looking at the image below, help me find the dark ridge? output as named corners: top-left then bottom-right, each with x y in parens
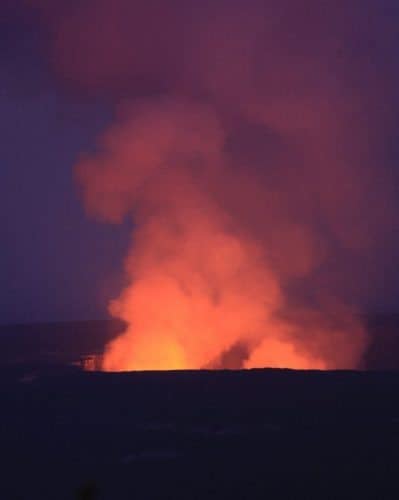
top-left (363, 313), bottom-right (399, 369)
top-left (0, 319), bottom-right (125, 366)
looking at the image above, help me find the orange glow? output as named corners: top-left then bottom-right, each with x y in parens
top-left (102, 212), bottom-right (285, 371)
top-left (76, 100), bottom-right (368, 372)
top-left (100, 210), bottom-right (362, 372)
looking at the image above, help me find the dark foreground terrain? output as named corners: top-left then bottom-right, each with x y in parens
top-left (1, 365), bottom-right (399, 499)
top-left (1, 317), bottom-right (399, 499)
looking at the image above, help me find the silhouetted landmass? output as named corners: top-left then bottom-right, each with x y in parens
top-left (0, 319), bottom-right (125, 366)
top-left (0, 317), bottom-right (399, 498)
top-left (1, 366), bottom-right (399, 498)
top-left (364, 314), bottom-right (399, 369)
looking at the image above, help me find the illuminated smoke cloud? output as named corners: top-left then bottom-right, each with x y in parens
top-left (29, 0), bottom-right (399, 369)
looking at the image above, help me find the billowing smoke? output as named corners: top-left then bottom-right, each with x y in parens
top-left (30, 0), bottom-right (398, 370)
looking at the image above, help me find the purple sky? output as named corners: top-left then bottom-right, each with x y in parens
top-left (0, 4), bottom-right (130, 323)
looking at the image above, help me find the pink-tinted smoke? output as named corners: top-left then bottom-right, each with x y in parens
top-left (29, 0), bottom-right (399, 369)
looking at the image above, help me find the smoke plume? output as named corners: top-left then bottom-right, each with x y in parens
top-left (31, 0), bottom-right (399, 369)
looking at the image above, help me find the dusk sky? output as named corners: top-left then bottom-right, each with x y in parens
top-left (1, 3), bottom-right (130, 323)
top-left (2, 1), bottom-right (399, 329)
